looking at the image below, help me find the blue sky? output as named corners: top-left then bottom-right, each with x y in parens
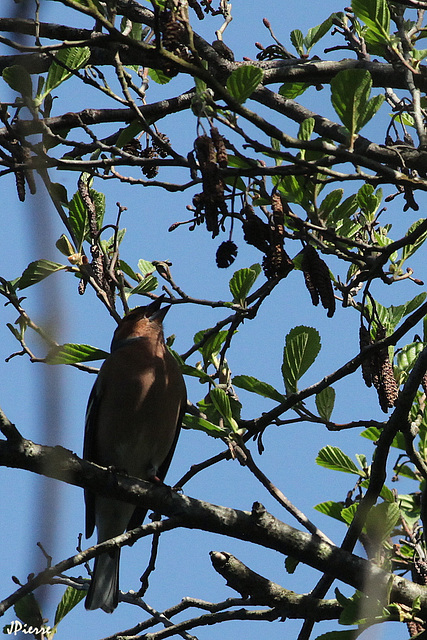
top-left (0, 1), bottom-right (425, 639)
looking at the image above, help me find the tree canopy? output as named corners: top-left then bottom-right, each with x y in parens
top-left (2, 0), bottom-right (427, 639)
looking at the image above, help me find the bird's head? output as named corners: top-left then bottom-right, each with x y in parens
top-left (111, 297), bottom-right (171, 351)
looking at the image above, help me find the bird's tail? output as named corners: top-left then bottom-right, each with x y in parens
top-left (85, 548), bottom-right (120, 613)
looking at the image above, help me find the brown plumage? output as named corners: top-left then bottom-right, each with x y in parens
top-left (84, 298), bottom-right (186, 612)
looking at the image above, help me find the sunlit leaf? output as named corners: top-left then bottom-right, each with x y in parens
top-left (18, 260), bottom-right (66, 289)
top-left (54, 586), bottom-right (86, 626)
top-left (316, 445), bottom-right (361, 475)
top-left (45, 343), bottom-right (108, 365)
top-left (226, 65), bottom-right (263, 104)
top-left (315, 386), bottom-right (335, 421)
top-left (281, 325), bottom-right (321, 393)
top-left (232, 375), bottom-right (285, 403)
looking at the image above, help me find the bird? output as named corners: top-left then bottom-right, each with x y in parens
top-left (83, 297), bottom-right (187, 613)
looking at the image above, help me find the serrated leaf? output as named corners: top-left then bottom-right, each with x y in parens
top-left (360, 426), bottom-right (406, 450)
top-left (314, 500), bottom-right (346, 523)
top-left (396, 341), bottom-right (425, 373)
top-left (316, 445), bottom-right (361, 475)
top-left (138, 259), bottom-right (156, 276)
top-left (331, 69), bottom-right (383, 144)
top-left (340, 503), bottom-right (358, 525)
top-left (281, 325), bottom-right (321, 394)
top-left (128, 275), bottom-right (158, 295)
top-left (45, 343), bottom-right (108, 365)
top-left (278, 82), bottom-right (310, 99)
top-left (14, 593), bottom-right (43, 628)
top-left (149, 68), bottom-right (172, 84)
top-left (194, 329), bottom-right (229, 362)
top-left (315, 386), bottom-right (335, 421)
top-left (54, 586), bottom-right (86, 626)
top-left (168, 348), bottom-right (212, 383)
top-left (365, 501), bottom-right (400, 543)
top-left (209, 387), bottom-right (239, 432)
top-left (290, 29), bottom-right (305, 56)
top-left (319, 189), bottom-right (343, 220)
top-left (232, 375), bottom-right (285, 403)
top-left (226, 65), bottom-right (263, 104)
top-left (39, 47), bottom-right (90, 103)
top-left (182, 413), bottom-right (227, 437)
top-left (401, 219), bottom-right (427, 263)
top-left (2, 65), bottom-right (33, 97)
top-left (229, 266), bottom-right (260, 306)
top-left (352, 0), bottom-right (391, 45)
top-left (18, 260), bottom-right (66, 289)
top-left (298, 117), bottom-right (315, 141)
top-left (304, 16), bottom-right (333, 53)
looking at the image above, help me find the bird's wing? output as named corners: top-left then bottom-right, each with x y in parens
top-left (83, 376), bottom-right (102, 538)
top-left (126, 394), bottom-right (186, 532)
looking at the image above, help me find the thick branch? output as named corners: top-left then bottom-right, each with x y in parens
top-left (0, 434), bottom-right (427, 614)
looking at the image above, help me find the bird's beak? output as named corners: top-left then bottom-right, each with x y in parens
top-left (146, 296), bottom-right (171, 323)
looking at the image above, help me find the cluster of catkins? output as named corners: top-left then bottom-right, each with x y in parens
top-left (193, 128), bottom-right (228, 239)
top-left (360, 324), bottom-right (399, 413)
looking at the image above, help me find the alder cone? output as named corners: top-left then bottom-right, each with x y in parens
top-left (216, 240), bottom-right (237, 268)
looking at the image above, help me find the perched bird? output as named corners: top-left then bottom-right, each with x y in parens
top-left (84, 298), bottom-right (186, 613)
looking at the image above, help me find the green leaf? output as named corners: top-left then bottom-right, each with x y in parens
top-left (54, 586), bottom-right (86, 626)
top-left (316, 445), bottom-right (361, 475)
top-left (285, 556), bottom-right (299, 574)
top-left (138, 259), bottom-right (156, 276)
top-left (182, 413), bottom-right (228, 437)
top-left (290, 29), bottom-right (305, 56)
top-left (116, 121), bottom-right (145, 148)
top-left (357, 183), bottom-right (381, 217)
top-left (209, 387), bottom-right (239, 432)
top-left (56, 234), bottom-right (75, 257)
top-left (340, 503), bottom-right (358, 525)
top-left (45, 343), bottom-right (108, 365)
top-left (365, 501), bottom-right (400, 543)
top-left (352, 0), bottom-right (391, 45)
top-left (319, 189), bottom-right (343, 221)
top-left (360, 426), bottom-right (406, 450)
top-left (232, 375), bottom-right (285, 403)
top-left (396, 341), bottom-right (425, 375)
top-left (194, 329), bottom-right (230, 362)
top-left (401, 219), bottom-right (427, 263)
top-left (281, 325), bottom-right (321, 394)
top-left (2, 65), bottom-right (33, 98)
top-left (128, 275), bottom-right (158, 295)
top-left (279, 82), bottom-right (310, 99)
top-left (149, 68), bottom-right (172, 84)
top-left (14, 593), bottom-right (43, 628)
top-left (18, 260), bottom-right (66, 289)
top-left (38, 47), bottom-right (90, 103)
top-left (331, 69), bottom-right (383, 143)
top-left (229, 265), bottom-right (260, 306)
top-left (298, 117), bottom-right (315, 141)
top-left (314, 500), bottom-right (346, 522)
top-left (168, 348), bottom-right (212, 383)
top-left (304, 16), bottom-right (333, 53)
top-left (315, 386), bottom-right (336, 421)
top-left (226, 65), bottom-right (263, 104)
